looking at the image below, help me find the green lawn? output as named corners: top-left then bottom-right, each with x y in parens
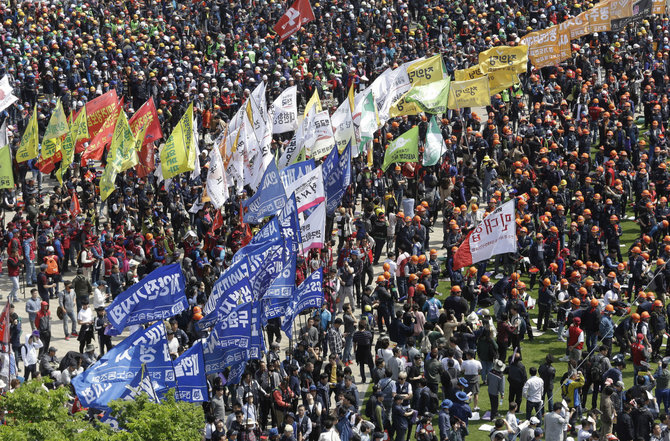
top-left (361, 215), bottom-right (642, 440)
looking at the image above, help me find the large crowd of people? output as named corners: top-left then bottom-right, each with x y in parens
top-left (0, 0), bottom-right (669, 440)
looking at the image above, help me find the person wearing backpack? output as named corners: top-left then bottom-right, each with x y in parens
top-left (584, 345), bottom-right (611, 409)
top-left (423, 291), bottom-right (443, 324)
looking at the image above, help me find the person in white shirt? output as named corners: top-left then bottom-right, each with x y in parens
top-left (505, 403), bottom-right (519, 436)
top-left (76, 300), bottom-right (94, 353)
top-left (92, 281), bottom-right (109, 310)
top-left (20, 333), bottom-right (43, 380)
top-left (241, 392), bottom-right (258, 424)
top-left (167, 330), bottom-right (179, 357)
top-left (59, 361), bottom-right (83, 386)
top-left (461, 350), bottom-right (483, 410)
top-left (522, 367), bottom-right (544, 422)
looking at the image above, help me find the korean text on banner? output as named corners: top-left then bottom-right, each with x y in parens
top-left (448, 76), bottom-right (491, 110)
top-left (478, 45), bottom-right (528, 74)
top-left (105, 263), bottom-right (188, 334)
top-left (160, 103), bottom-right (196, 179)
top-left (382, 126), bottom-right (419, 172)
top-left (281, 268), bottom-right (324, 338)
top-left (271, 86), bottom-right (298, 134)
top-left (16, 105), bottom-right (38, 163)
top-left (453, 199), bottom-right (517, 270)
top-left (389, 55), bottom-right (445, 117)
top-left (175, 341), bottom-right (208, 402)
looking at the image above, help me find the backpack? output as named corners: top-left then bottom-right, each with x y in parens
top-left (590, 353), bottom-right (605, 379)
top-left (364, 396), bottom-right (376, 419)
top-left (45, 256), bottom-right (58, 275)
top-left (426, 299), bottom-right (440, 322)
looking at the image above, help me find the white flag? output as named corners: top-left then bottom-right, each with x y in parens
top-left (454, 199), bottom-right (517, 269)
top-left (309, 111), bottom-right (335, 159)
top-left (278, 107), bottom-right (316, 169)
top-left (331, 99), bottom-right (354, 154)
top-left (300, 202), bottom-right (326, 253)
top-left (285, 165), bottom-right (325, 213)
top-left (270, 86), bottom-right (298, 134)
top-left (423, 116), bottom-right (446, 166)
top-left (0, 76), bottom-right (18, 114)
top-left (206, 146), bottom-right (229, 209)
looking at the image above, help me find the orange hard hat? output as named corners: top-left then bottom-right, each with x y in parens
top-left (383, 271), bottom-right (391, 280)
top-left (632, 313), bottom-right (641, 321)
top-left (417, 283), bottom-right (426, 292)
top-left (383, 263), bottom-right (390, 271)
top-left (605, 304), bottom-right (615, 312)
top-left (654, 300), bottom-right (664, 307)
top-left (641, 311), bottom-right (650, 319)
top-left (543, 278), bottom-right (551, 286)
top-left (590, 299), bottom-right (599, 307)
top-left (422, 268), bottom-right (432, 276)
top-left (481, 275), bottom-right (490, 283)
top-left (409, 274), bottom-right (419, 282)
top-left (377, 275), bottom-right (385, 283)
top-left (511, 273), bottom-right (520, 280)
top-left (571, 298), bottom-right (581, 305)
top-left (451, 285), bottom-right (461, 293)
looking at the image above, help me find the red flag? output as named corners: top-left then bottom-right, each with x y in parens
top-left (70, 191), bottom-right (81, 217)
top-left (212, 209), bottom-right (223, 231)
top-left (76, 90), bottom-right (119, 153)
top-left (36, 150), bottom-right (62, 174)
top-left (128, 98), bottom-right (163, 146)
top-left (0, 300), bottom-right (11, 347)
top-left (240, 202), bottom-right (253, 246)
top-left (273, 0), bottom-right (315, 42)
top-left (135, 141), bottom-right (156, 178)
top-left (81, 98), bottom-right (124, 163)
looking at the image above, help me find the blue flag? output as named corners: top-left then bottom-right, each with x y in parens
top-left (199, 262), bottom-right (253, 331)
top-left (280, 159), bottom-right (315, 189)
top-left (278, 194), bottom-right (302, 256)
top-left (105, 263), bottom-right (188, 334)
top-left (243, 160), bottom-right (287, 223)
top-left (203, 302), bottom-right (265, 374)
top-left (118, 365), bottom-right (160, 403)
top-left (245, 240), bottom-right (286, 300)
top-left (261, 296), bottom-right (291, 325)
top-left (225, 361), bottom-right (247, 386)
top-left (323, 142), bottom-right (352, 215)
top-left (72, 322), bottom-right (176, 409)
top-left (281, 268), bottom-right (324, 338)
top-left (175, 341), bottom-right (208, 402)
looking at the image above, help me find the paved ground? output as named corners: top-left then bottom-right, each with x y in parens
top-left (6, 175), bottom-right (446, 399)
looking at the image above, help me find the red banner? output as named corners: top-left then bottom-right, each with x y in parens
top-left (135, 141), bottom-right (155, 178)
top-left (0, 301), bottom-right (9, 347)
top-left (273, 0), bottom-right (315, 42)
top-left (36, 150), bottom-right (62, 174)
top-left (75, 90), bottom-right (119, 153)
top-left (70, 191), bottom-right (81, 217)
top-left (128, 98), bottom-right (163, 146)
top-left (81, 98), bottom-right (124, 163)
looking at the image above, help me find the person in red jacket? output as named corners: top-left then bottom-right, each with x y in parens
top-left (272, 378), bottom-right (296, 427)
top-left (566, 317), bottom-right (584, 363)
top-left (7, 249), bottom-right (21, 302)
top-left (34, 301), bottom-right (51, 357)
top-left (631, 333), bottom-right (649, 377)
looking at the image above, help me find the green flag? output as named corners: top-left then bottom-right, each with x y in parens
top-left (382, 126), bottom-right (419, 172)
top-left (401, 77), bottom-right (451, 114)
top-left (423, 116), bottom-right (446, 167)
top-left (358, 90), bottom-right (379, 155)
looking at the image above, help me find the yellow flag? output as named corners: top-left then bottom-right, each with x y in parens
top-left (347, 85), bottom-right (355, 113)
top-left (107, 111), bottom-right (138, 173)
top-left (43, 98), bottom-right (69, 141)
top-left (448, 76), bottom-right (491, 109)
top-left (160, 103), bottom-right (196, 179)
top-left (455, 64), bottom-right (519, 96)
top-left (56, 131), bottom-right (76, 185)
top-left (99, 165), bottom-right (116, 202)
top-left (41, 137), bottom-right (61, 160)
top-left (520, 27), bottom-right (566, 69)
top-left (390, 55), bottom-right (445, 117)
top-left (0, 145), bottom-right (14, 189)
top-left (478, 45), bottom-right (528, 75)
top-left (654, 0), bottom-right (665, 14)
top-left (304, 91), bottom-right (322, 118)
top-left (72, 107), bottom-right (90, 141)
top-left (16, 105), bottom-right (38, 163)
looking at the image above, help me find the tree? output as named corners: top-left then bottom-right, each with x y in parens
top-left (0, 380), bottom-right (203, 441)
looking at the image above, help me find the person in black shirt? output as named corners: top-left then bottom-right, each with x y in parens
top-left (538, 354), bottom-right (556, 415)
top-left (352, 320), bottom-right (374, 383)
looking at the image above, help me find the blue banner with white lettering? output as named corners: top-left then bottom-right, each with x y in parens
top-left (199, 261), bottom-right (254, 331)
top-left (72, 322), bottom-right (176, 408)
top-left (323, 142), bottom-right (352, 215)
top-left (105, 263), bottom-right (187, 334)
top-left (261, 296), bottom-right (291, 325)
top-left (203, 302), bottom-right (265, 374)
top-left (280, 159), bottom-right (315, 189)
top-left (243, 160), bottom-right (287, 223)
top-left (225, 361), bottom-right (247, 386)
top-left (281, 268), bottom-right (324, 338)
top-left (246, 239), bottom-right (286, 301)
top-left (118, 365), bottom-right (160, 403)
top-left (279, 194), bottom-right (302, 256)
top-left (175, 341), bottom-right (208, 402)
